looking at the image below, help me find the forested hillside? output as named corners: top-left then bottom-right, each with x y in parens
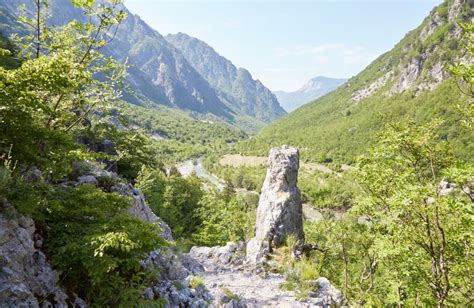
top-left (237, 0), bottom-right (473, 163)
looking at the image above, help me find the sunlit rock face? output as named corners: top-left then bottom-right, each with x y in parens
top-left (246, 146), bottom-right (304, 264)
top-left (0, 205), bottom-right (75, 307)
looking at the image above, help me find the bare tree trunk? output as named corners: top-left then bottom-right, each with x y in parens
top-left (35, 0), bottom-right (41, 58)
top-left (435, 202), bottom-right (449, 307)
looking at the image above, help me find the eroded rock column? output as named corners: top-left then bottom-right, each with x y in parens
top-left (246, 146), bottom-right (304, 264)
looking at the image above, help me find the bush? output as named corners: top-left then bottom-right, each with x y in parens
top-left (8, 182), bottom-right (168, 306)
top-left (136, 167), bottom-right (203, 239)
top-left (192, 189), bottom-right (256, 246)
top-left (189, 276), bottom-right (205, 289)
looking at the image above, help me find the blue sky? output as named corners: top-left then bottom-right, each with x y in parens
top-left (125, 0), bottom-right (442, 92)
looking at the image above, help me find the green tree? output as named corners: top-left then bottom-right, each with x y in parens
top-left (0, 0), bottom-right (126, 177)
top-left (136, 167), bottom-right (204, 238)
top-left (354, 120), bottom-right (472, 306)
top-left (193, 189), bottom-right (255, 246)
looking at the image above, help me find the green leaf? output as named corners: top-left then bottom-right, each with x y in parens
top-left (72, 0), bottom-right (95, 9)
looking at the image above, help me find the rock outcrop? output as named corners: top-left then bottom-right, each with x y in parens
top-left (69, 161), bottom-right (213, 306)
top-left (0, 204), bottom-right (81, 307)
top-left (419, 12), bottom-right (441, 41)
top-left (352, 72), bottom-right (391, 102)
top-left (110, 182), bottom-right (174, 241)
top-left (140, 250), bottom-right (212, 307)
top-left (246, 146), bottom-right (304, 264)
top-left (448, 0), bottom-right (463, 21)
top-left (189, 242), bottom-right (247, 270)
top-left (306, 277), bottom-right (345, 305)
top-left (390, 50), bottom-right (431, 94)
top-left (416, 61), bottom-right (445, 93)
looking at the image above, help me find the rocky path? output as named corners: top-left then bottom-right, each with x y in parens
top-left (188, 244), bottom-right (333, 308)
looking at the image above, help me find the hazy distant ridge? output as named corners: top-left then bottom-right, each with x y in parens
top-left (274, 76), bottom-right (347, 112)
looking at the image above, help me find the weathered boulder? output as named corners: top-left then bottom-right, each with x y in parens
top-left (189, 242), bottom-right (246, 270)
top-left (23, 167), bottom-right (43, 183)
top-left (0, 204), bottom-right (74, 307)
top-left (306, 277), bottom-right (346, 306)
top-left (438, 180), bottom-right (456, 196)
top-left (140, 249), bottom-right (212, 307)
top-left (246, 146), bottom-right (304, 264)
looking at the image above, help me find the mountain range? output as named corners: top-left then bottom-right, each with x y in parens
top-left (0, 0), bottom-right (285, 132)
top-left (166, 33), bottom-right (286, 123)
top-left (237, 0), bottom-right (473, 163)
top-left (274, 76), bottom-right (347, 112)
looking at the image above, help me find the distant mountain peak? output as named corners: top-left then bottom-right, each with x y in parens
top-left (274, 76), bottom-right (347, 112)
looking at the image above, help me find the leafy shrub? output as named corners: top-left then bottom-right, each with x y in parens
top-left (137, 167), bottom-right (203, 239)
top-left (192, 189), bottom-right (256, 246)
top-left (221, 287), bottom-right (239, 301)
top-left (8, 182), bottom-right (168, 306)
top-left (79, 123), bottom-right (163, 181)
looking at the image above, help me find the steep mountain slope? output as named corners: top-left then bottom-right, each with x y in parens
top-left (237, 0), bottom-right (473, 163)
top-left (274, 76), bottom-right (347, 112)
top-left (1, 0), bottom-right (233, 118)
top-left (0, 0), bottom-right (283, 131)
top-left (166, 33), bottom-right (286, 122)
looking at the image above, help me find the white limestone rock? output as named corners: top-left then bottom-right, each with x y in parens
top-left (352, 72), bottom-right (391, 102)
top-left (246, 146), bottom-right (304, 264)
top-left (0, 205), bottom-right (73, 307)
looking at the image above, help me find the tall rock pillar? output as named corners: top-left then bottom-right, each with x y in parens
top-left (246, 146), bottom-right (304, 264)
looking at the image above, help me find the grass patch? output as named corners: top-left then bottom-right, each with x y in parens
top-left (189, 276), bottom-right (205, 289)
top-left (221, 287), bottom-right (239, 301)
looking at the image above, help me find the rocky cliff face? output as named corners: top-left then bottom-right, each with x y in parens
top-left (246, 146), bottom-right (304, 264)
top-left (166, 33), bottom-right (286, 122)
top-left (0, 204), bottom-right (83, 307)
top-left (352, 0), bottom-right (472, 101)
